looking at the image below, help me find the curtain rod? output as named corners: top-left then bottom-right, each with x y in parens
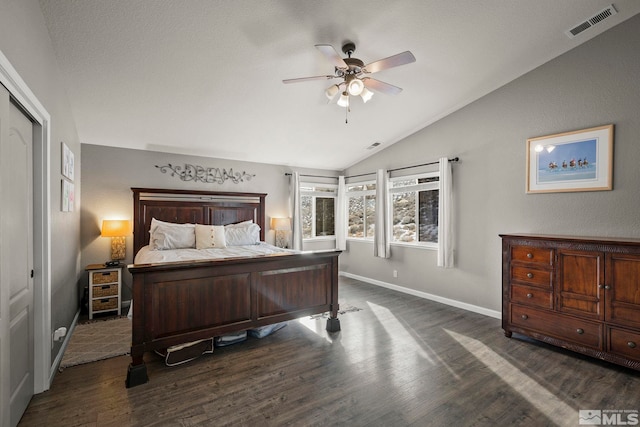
top-left (284, 157), bottom-right (460, 180)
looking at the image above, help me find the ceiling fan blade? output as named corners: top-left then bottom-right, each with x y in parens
top-left (362, 77), bottom-right (403, 95)
top-left (363, 51), bottom-right (416, 74)
top-left (283, 75), bottom-right (338, 84)
top-left (315, 44), bottom-right (348, 69)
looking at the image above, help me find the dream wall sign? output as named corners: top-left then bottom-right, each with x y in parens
top-left (155, 163), bottom-right (255, 184)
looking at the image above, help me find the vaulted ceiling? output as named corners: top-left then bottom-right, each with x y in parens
top-left (38, 1), bottom-right (640, 170)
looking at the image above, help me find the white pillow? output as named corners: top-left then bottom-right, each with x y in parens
top-left (195, 224), bottom-right (227, 249)
top-left (224, 220), bottom-right (254, 228)
top-left (224, 222), bottom-right (260, 246)
top-left (149, 218), bottom-right (195, 250)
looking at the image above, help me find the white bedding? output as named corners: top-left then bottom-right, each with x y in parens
top-left (134, 242), bottom-right (295, 264)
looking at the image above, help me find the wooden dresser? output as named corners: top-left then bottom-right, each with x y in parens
top-left (501, 234), bottom-right (640, 371)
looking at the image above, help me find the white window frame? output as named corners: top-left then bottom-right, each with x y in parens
top-left (388, 171), bottom-right (440, 250)
top-left (300, 181), bottom-right (337, 241)
top-left (346, 180), bottom-right (376, 241)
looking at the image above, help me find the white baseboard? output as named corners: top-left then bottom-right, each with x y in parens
top-left (50, 309), bottom-right (80, 379)
top-left (339, 272), bottom-right (501, 319)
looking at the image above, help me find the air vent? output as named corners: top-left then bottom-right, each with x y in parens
top-left (566, 4), bottom-right (617, 38)
top-left (366, 142), bottom-right (382, 150)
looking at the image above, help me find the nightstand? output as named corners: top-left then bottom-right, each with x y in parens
top-left (86, 264), bottom-right (122, 319)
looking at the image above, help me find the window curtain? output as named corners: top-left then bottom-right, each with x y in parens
top-left (437, 157), bottom-right (454, 268)
top-left (290, 171), bottom-right (303, 250)
top-left (374, 169), bottom-right (390, 258)
top-left (335, 176), bottom-right (347, 251)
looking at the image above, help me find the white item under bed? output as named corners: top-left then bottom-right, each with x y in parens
top-left (134, 242), bottom-right (295, 264)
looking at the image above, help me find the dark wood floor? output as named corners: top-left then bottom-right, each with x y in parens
top-left (19, 278), bottom-right (640, 426)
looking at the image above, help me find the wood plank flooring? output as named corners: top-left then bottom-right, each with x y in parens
top-left (19, 278), bottom-right (640, 426)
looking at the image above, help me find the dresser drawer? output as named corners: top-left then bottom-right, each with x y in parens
top-left (92, 270), bottom-right (119, 284)
top-left (511, 284), bottom-right (553, 309)
top-left (511, 304), bottom-right (602, 349)
top-left (608, 327), bottom-right (640, 361)
top-left (510, 265), bottom-right (553, 288)
top-left (511, 245), bottom-right (554, 266)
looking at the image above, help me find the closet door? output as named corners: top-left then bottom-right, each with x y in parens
top-left (0, 84), bottom-right (35, 427)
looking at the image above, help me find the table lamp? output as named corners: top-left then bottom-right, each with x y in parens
top-left (101, 219), bottom-right (131, 265)
top-left (271, 217), bottom-right (291, 248)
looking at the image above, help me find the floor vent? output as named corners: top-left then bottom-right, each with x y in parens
top-left (566, 4), bottom-right (617, 38)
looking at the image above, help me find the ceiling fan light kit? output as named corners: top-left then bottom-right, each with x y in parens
top-left (283, 41), bottom-right (416, 114)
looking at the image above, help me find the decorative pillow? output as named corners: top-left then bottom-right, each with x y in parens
top-left (195, 224), bottom-right (227, 249)
top-left (149, 218), bottom-right (195, 250)
top-left (224, 222), bottom-right (260, 246)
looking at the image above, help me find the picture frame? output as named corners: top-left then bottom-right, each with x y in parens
top-left (526, 124), bottom-right (613, 194)
top-left (61, 179), bottom-right (75, 212)
top-left (61, 142), bottom-right (74, 181)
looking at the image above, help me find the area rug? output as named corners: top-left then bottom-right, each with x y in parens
top-left (59, 316), bottom-right (131, 369)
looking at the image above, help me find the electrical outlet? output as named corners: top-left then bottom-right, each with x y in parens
top-left (393, 270), bottom-right (398, 278)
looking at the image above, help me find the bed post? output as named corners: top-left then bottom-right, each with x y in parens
top-left (125, 272), bottom-right (148, 388)
top-left (326, 253), bottom-right (341, 332)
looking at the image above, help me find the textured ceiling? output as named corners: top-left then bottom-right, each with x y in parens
top-left (38, 0), bottom-right (640, 170)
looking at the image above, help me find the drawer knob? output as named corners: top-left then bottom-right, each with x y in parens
top-left (526, 293), bottom-right (533, 299)
top-left (521, 314), bottom-right (528, 320)
top-left (526, 273), bottom-right (533, 279)
top-left (576, 328), bottom-right (584, 335)
top-left (527, 253), bottom-right (533, 259)
top-left (604, 285), bottom-right (611, 290)
top-left (629, 341), bottom-right (637, 349)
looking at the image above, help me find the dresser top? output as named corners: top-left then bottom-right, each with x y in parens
top-left (500, 233), bottom-right (640, 246)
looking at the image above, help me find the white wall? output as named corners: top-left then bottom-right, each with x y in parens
top-left (0, 0), bottom-right (81, 364)
top-left (340, 13), bottom-right (640, 314)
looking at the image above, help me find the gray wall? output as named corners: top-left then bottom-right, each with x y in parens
top-left (340, 13), bottom-right (640, 314)
top-left (0, 0), bottom-right (82, 362)
top-left (80, 144), bottom-right (338, 301)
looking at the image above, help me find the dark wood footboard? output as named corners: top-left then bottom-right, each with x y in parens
top-left (126, 250), bottom-right (340, 387)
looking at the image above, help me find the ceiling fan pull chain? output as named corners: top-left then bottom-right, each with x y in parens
top-left (345, 106), bottom-right (349, 124)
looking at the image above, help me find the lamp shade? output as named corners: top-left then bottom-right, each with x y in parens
top-left (347, 78), bottom-right (364, 96)
top-left (325, 84), bottom-right (340, 101)
top-left (271, 217), bottom-right (291, 231)
top-left (101, 219), bottom-right (131, 237)
top-left (337, 91), bottom-right (349, 108)
top-left (360, 87), bottom-right (374, 103)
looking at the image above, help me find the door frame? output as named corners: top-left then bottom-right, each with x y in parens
top-left (0, 49), bottom-right (52, 393)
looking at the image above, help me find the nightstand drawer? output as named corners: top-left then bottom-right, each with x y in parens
top-left (92, 297), bottom-right (118, 312)
top-left (92, 271), bottom-right (119, 284)
top-left (93, 283), bottom-right (119, 298)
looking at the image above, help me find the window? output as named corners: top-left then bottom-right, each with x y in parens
top-left (389, 172), bottom-right (439, 247)
top-left (300, 183), bottom-right (337, 239)
top-left (346, 182), bottom-right (376, 239)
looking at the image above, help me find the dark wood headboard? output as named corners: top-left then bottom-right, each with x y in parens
top-left (131, 188), bottom-right (267, 254)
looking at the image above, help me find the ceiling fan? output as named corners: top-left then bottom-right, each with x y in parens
top-left (283, 42), bottom-right (416, 108)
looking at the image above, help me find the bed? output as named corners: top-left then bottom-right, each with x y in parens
top-left (126, 188), bottom-right (341, 388)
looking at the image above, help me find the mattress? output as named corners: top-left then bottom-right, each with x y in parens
top-left (134, 242), bottom-right (295, 264)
